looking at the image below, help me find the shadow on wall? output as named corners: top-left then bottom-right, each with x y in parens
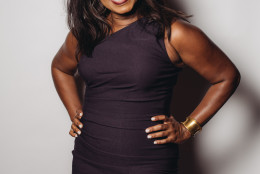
top-left (166, 1), bottom-right (260, 174)
top-left (171, 64), bottom-right (260, 174)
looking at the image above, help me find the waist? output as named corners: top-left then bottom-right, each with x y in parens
top-left (83, 96), bottom-right (171, 114)
top-left (74, 119), bottom-right (179, 160)
top-left (82, 96), bottom-right (172, 129)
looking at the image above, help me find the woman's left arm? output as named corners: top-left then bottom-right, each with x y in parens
top-left (145, 19), bottom-right (241, 144)
top-left (170, 20), bottom-right (241, 127)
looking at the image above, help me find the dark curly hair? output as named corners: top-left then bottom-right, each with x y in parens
top-left (66, 0), bottom-right (191, 63)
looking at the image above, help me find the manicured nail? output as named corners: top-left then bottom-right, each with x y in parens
top-left (154, 141), bottom-right (157, 144)
top-left (77, 130), bottom-right (81, 135)
top-left (75, 134), bottom-right (78, 137)
top-left (145, 129), bottom-right (150, 133)
top-left (79, 124), bottom-right (83, 128)
top-left (147, 135), bottom-right (152, 139)
top-left (151, 117), bottom-right (155, 121)
top-left (79, 112), bottom-right (83, 116)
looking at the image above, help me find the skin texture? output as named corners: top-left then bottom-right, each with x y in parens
top-left (51, 0), bottom-right (240, 143)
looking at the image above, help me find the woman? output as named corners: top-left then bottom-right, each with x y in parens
top-left (51, 0), bottom-right (241, 173)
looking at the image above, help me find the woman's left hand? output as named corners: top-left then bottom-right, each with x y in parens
top-left (145, 115), bottom-right (192, 144)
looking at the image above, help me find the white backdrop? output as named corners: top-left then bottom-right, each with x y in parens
top-left (0, 0), bottom-right (259, 174)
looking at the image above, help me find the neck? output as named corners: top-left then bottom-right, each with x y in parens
top-left (107, 12), bottom-right (140, 28)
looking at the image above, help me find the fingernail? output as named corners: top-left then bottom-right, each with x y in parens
top-left (77, 131), bottom-right (81, 135)
top-left (147, 135), bottom-right (152, 139)
top-left (151, 117), bottom-right (155, 121)
top-left (75, 134), bottom-right (78, 137)
top-left (79, 124), bottom-right (83, 128)
top-left (79, 112), bottom-right (83, 116)
top-left (145, 129), bottom-right (150, 133)
top-left (154, 141), bottom-right (157, 144)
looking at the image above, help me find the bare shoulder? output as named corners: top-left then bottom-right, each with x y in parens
top-left (163, 19), bottom-right (210, 68)
top-left (169, 19), bottom-right (211, 52)
top-left (170, 19), bottom-right (202, 35)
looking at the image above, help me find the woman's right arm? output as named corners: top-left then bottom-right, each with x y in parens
top-left (51, 31), bottom-right (83, 137)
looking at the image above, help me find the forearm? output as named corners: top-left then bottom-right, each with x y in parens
top-left (187, 75), bottom-right (240, 127)
top-left (51, 66), bottom-right (82, 121)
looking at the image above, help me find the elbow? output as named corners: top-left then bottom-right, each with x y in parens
top-left (224, 68), bottom-right (241, 91)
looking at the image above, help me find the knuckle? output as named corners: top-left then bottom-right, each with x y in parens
top-left (161, 132), bottom-right (165, 137)
top-left (150, 133), bottom-right (158, 138)
top-left (72, 124), bottom-right (78, 131)
top-left (161, 124), bottom-right (166, 130)
top-left (165, 131), bottom-right (170, 137)
top-left (162, 131), bottom-right (168, 137)
top-left (160, 124), bottom-right (164, 129)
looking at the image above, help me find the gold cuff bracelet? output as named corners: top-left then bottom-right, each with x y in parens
top-left (181, 116), bottom-right (202, 136)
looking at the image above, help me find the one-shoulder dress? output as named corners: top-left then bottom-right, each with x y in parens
top-left (72, 16), bottom-right (183, 174)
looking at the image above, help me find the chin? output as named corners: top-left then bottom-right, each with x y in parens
top-left (113, 5), bottom-right (134, 15)
top-left (102, 0), bottom-right (137, 15)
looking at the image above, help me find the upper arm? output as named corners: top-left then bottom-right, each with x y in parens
top-left (51, 30), bottom-right (79, 75)
top-left (169, 19), bottom-right (241, 85)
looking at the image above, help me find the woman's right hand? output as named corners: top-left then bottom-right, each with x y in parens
top-left (69, 110), bottom-right (84, 137)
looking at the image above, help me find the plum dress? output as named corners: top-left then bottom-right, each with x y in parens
top-left (72, 16), bottom-right (182, 174)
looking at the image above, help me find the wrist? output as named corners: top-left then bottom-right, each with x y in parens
top-left (180, 122), bottom-right (192, 139)
top-left (69, 108), bottom-right (83, 122)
